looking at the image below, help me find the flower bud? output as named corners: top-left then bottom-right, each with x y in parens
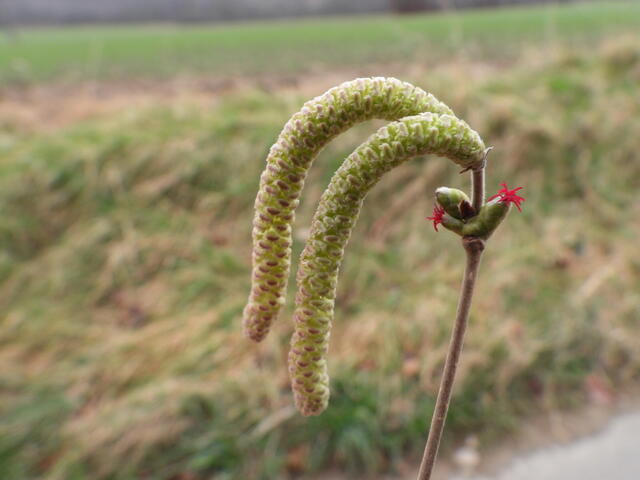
top-left (440, 198), bottom-right (510, 239)
top-left (435, 187), bottom-right (473, 219)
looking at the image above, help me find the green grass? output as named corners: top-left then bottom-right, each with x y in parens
top-left (1, 33), bottom-right (639, 479)
top-left (1, 1), bottom-right (639, 84)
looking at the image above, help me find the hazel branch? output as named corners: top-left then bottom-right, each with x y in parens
top-left (417, 236), bottom-right (485, 480)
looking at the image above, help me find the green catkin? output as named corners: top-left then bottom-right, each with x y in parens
top-left (243, 77), bottom-right (456, 342)
top-left (289, 112), bottom-right (486, 415)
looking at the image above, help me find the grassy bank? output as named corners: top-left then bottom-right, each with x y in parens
top-left (1, 1), bottom-right (639, 84)
top-left (1, 34), bottom-right (640, 480)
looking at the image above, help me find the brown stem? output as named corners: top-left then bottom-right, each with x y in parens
top-left (416, 236), bottom-right (485, 480)
top-left (471, 166), bottom-right (485, 212)
top-left (471, 147), bottom-right (491, 212)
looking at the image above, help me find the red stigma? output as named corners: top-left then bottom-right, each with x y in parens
top-left (488, 182), bottom-right (525, 212)
top-left (426, 204), bottom-right (445, 231)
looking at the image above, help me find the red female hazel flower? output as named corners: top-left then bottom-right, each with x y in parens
top-left (426, 205), bottom-right (446, 231)
top-left (488, 182), bottom-right (525, 211)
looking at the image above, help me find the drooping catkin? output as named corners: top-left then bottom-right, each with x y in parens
top-left (289, 112), bottom-right (485, 415)
top-left (243, 78), bottom-right (455, 342)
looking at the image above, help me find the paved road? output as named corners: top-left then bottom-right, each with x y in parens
top-left (451, 412), bottom-right (640, 480)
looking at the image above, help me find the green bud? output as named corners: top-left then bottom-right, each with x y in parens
top-left (435, 187), bottom-right (473, 219)
top-left (440, 213), bottom-right (465, 235)
top-left (440, 198), bottom-right (510, 239)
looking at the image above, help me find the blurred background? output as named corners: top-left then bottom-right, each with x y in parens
top-left (0, 0), bottom-right (639, 479)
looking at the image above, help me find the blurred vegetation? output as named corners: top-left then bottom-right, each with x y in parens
top-left (0, 1), bottom-right (639, 84)
top-left (0, 16), bottom-right (640, 480)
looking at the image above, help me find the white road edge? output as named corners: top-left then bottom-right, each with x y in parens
top-left (450, 412), bottom-right (640, 480)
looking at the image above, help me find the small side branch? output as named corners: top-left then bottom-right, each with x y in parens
top-left (471, 167), bottom-right (485, 212)
top-left (416, 236), bottom-right (485, 480)
top-left (471, 147), bottom-right (492, 211)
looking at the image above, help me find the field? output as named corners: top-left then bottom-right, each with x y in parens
top-left (1, 1), bottom-right (639, 84)
top-left (1, 2), bottom-right (640, 480)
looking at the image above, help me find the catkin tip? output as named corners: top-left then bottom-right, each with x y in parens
top-left (242, 305), bottom-right (270, 342)
top-left (294, 394), bottom-right (328, 416)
